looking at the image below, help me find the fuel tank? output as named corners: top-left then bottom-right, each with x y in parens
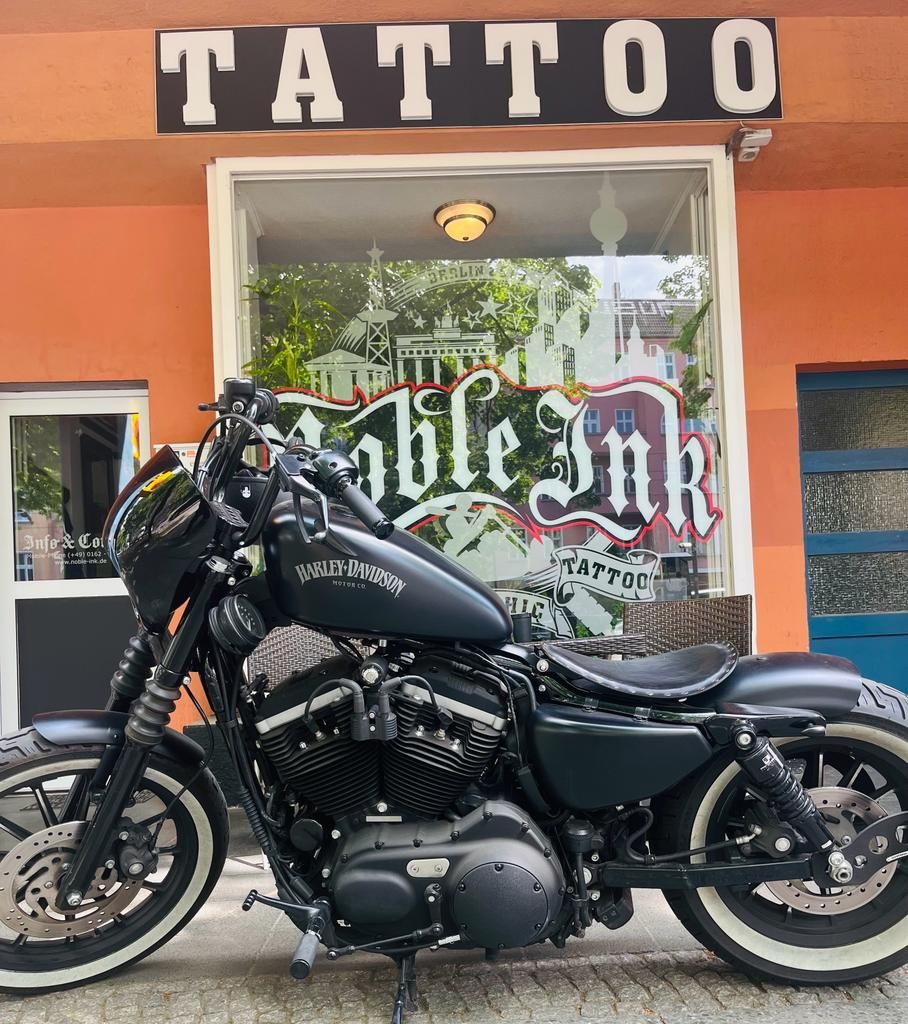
top-left (261, 497), bottom-right (512, 643)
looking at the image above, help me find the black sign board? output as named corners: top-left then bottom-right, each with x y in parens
top-left (155, 18), bottom-right (782, 134)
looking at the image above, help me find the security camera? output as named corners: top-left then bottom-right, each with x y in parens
top-left (728, 127), bottom-right (773, 163)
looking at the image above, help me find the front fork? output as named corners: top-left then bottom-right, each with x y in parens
top-left (55, 571), bottom-right (221, 911)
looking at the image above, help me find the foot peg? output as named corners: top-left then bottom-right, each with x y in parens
top-left (290, 929), bottom-right (321, 980)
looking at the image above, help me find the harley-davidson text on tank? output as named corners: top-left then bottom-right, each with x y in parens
top-left (295, 557), bottom-right (407, 598)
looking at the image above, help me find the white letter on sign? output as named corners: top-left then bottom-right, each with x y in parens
top-left (377, 24), bottom-right (451, 121)
top-left (272, 27), bottom-right (344, 123)
top-left (712, 19), bottom-right (777, 114)
top-left (602, 20), bottom-right (667, 117)
top-left (160, 30), bottom-right (235, 126)
top-left (484, 22), bottom-right (558, 118)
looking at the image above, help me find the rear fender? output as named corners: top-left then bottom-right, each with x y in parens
top-left (32, 709), bottom-right (206, 764)
top-left (707, 652), bottom-right (862, 718)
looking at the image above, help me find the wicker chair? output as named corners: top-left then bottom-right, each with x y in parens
top-left (623, 594), bottom-right (753, 658)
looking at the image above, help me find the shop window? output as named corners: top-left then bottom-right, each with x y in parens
top-left (230, 164), bottom-right (729, 637)
top-left (11, 414), bottom-right (140, 581)
top-left (615, 409), bottom-right (635, 435)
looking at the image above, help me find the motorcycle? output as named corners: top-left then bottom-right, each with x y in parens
top-left (2, 376), bottom-right (907, 1019)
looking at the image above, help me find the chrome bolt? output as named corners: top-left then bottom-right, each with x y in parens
top-left (118, 831), bottom-right (130, 841)
top-left (827, 850), bottom-right (854, 884)
top-left (127, 862), bottom-right (144, 876)
top-left (773, 836), bottom-right (793, 854)
top-left (434, 864), bottom-right (444, 874)
top-left (591, 890), bottom-right (601, 902)
top-left (330, 829), bottom-right (341, 840)
top-left (734, 731), bottom-right (754, 749)
top-left (376, 801), bottom-right (388, 813)
top-left (104, 859), bottom-right (116, 870)
top-left (427, 895), bottom-right (436, 903)
top-left (321, 868), bottom-right (331, 879)
top-left (855, 855), bottom-right (868, 868)
top-left (590, 853), bottom-right (600, 863)
top-left (43, 881), bottom-right (54, 890)
top-left (65, 891), bottom-right (83, 908)
top-left (361, 666), bottom-right (381, 685)
top-left (536, 659), bottom-right (550, 674)
top-left (227, 576), bottom-right (236, 587)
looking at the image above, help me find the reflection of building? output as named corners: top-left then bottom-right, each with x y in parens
top-left (395, 314), bottom-right (496, 383)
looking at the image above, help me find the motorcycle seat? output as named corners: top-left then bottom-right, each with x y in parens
top-left (541, 642), bottom-right (738, 701)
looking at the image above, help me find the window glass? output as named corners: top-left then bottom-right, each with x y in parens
top-left (11, 414), bottom-right (140, 581)
top-left (234, 167), bottom-right (727, 636)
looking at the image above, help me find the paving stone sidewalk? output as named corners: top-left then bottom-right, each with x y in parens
top-left (3, 819), bottom-right (906, 1024)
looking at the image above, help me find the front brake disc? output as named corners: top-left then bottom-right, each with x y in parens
top-left (0, 822), bottom-right (144, 938)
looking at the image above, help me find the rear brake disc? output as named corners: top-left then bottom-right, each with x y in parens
top-left (764, 787), bottom-right (896, 915)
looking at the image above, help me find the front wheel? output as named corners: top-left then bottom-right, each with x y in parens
top-left (654, 681), bottom-right (908, 984)
top-left (0, 727), bottom-right (228, 992)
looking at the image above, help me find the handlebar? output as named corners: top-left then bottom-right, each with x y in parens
top-left (196, 379), bottom-right (395, 544)
top-left (334, 478), bottom-right (395, 539)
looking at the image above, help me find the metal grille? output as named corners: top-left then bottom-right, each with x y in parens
top-left (247, 625), bottom-right (339, 688)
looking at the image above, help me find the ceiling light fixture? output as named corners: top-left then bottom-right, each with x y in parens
top-left (434, 200), bottom-right (495, 243)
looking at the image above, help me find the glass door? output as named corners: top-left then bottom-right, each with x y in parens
top-left (0, 390), bottom-right (150, 731)
top-left (798, 370), bottom-right (908, 692)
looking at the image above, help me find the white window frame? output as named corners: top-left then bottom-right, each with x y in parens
top-left (615, 408), bottom-right (636, 435)
top-left (583, 409), bottom-right (601, 435)
top-left (0, 388), bottom-right (150, 731)
top-left (206, 146), bottom-right (755, 628)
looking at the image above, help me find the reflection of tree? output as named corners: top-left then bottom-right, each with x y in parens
top-left (13, 417), bottom-right (63, 519)
top-left (244, 257), bottom-right (597, 390)
top-left (659, 255), bottom-right (713, 420)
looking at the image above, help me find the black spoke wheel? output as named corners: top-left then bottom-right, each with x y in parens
top-left (0, 728), bottom-right (227, 992)
top-left (653, 681), bottom-right (908, 984)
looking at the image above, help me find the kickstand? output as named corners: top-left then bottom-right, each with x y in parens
top-left (390, 953), bottom-right (418, 1024)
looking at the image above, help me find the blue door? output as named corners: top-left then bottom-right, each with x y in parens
top-left (797, 370), bottom-right (908, 693)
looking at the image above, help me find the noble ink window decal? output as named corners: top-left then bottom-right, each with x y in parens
top-left (233, 166), bottom-right (728, 637)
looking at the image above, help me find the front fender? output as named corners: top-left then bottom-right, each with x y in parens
top-left (708, 651), bottom-right (862, 718)
top-left (32, 709), bottom-right (206, 764)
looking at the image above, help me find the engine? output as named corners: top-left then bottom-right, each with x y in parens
top-left (330, 800), bottom-right (565, 949)
top-left (254, 654), bottom-right (507, 822)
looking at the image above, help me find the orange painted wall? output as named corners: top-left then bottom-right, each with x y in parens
top-left (737, 186), bottom-right (908, 652)
top-left (0, 205), bottom-right (214, 447)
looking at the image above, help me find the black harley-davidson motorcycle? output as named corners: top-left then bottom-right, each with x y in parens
top-left (2, 377), bottom-right (908, 1017)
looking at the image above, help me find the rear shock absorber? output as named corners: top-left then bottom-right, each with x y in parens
top-left (732, 727), bottom-right (835, 852)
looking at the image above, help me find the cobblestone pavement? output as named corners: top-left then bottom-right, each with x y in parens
top-left (4, 948), bottom-right (908, 1024)
top-left (3, 818), bottom-right (907, 1024)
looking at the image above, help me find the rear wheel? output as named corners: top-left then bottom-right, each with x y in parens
top-left (654, 681), bottom-right (908, 984)
top-left (0, 728), bottom-right (228, 992)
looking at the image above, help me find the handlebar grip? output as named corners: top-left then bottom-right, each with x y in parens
top-left (337, 480), bottom-right (394, 539)
top-left (290, 929), bottom-right (321, 980)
